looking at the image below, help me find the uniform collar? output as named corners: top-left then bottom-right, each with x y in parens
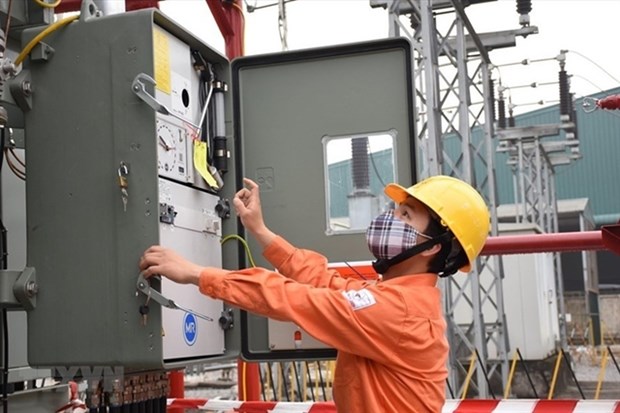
top-left (381, 273), bottom-right (438, 287)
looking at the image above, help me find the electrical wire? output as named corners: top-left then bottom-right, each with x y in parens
top-left (567, 49), bottom-right (620, 85)
top-left (572, 74), bottom-right (620, 119)
top-left (34, 0), bottom-right (62, 8)
top-left (3, 149), bottom-right (25, 181)
top-left (220, 234), bottom-right (257, 268)
top-left (368, 151), bottom-right (387, 188)
top-left (192, 51), bottom-right (214, 163)
top-left (7, 149), bottom-right (23, 168)
top-left (241, 360), bottom-right (247, 401)
top-left (3, 0), bottom-right (13, 44)
top-left (14, 14), bottom-right (79, 66)
top-left (220, 233), bottom-right (257, 402)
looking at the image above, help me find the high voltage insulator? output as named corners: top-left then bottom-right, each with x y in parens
top-left (516, 0), bottom-right (532, 15)
top-left (516, 0), bottom-right (532, 26)
top-left (558, 69), bottom-right (571, 118)
top-left (489, 78), bottom-right (496, 123)
top-left (498, 97), bottom-right (506, 129)
top-left (409, 12), bottom-right (420, 30)
top-left (351, 137), bottom-right (370, 191)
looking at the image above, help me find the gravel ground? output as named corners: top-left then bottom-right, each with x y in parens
top-left (570, 345), bottom-right (620, 382)
top-left (558, 345), bottom-right (620, 399)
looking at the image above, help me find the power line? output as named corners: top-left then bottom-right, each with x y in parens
top-left (566, 49), bottom-right (620, 85)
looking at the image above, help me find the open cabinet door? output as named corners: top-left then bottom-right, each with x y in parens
top-left (232, 38), bottom-right (416, 360)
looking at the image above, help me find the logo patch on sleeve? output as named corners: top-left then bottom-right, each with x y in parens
top-left (342, 289), bottom-right (376, 310)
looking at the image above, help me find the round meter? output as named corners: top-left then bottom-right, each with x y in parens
top-left (157, 122), bottom-right (177, 172)
top-left (157, 119), bottom-right (189, 180)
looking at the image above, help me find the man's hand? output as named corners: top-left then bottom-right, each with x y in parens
top-left (233, 178), bottom-right (276, 247)
top-left (139, 246), bottom-right (203, 285)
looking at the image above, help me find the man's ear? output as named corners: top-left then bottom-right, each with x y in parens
top-left (421, 243), bottom-right (442, 257)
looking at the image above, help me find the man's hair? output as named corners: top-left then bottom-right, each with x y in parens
top-left (424, 210), bottom-right (467, 277)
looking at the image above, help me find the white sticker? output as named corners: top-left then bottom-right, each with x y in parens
top-left (342, 289), bottom-right (376, 311)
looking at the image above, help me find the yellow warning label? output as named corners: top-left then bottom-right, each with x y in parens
top-left (153, 28), bottom-right (171, 94)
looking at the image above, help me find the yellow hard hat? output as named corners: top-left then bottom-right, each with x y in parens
top-left (384, 175), bottom-right (490, 272)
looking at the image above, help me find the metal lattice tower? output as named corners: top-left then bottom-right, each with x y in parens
top-left (497, 122), bottom-right (581, 350)
top-left (381, 0), bottom-right (508, 398)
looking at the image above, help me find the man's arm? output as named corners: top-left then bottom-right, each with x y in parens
top-left (199, 267), bottom-right (406, 367)
top-left (264, 235), bottom-right (369, 290)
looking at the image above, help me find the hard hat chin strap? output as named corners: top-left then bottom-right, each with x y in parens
top-left (371, 231), bottom-right (453, 275)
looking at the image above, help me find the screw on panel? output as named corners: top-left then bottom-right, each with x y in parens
top-left (26, 281), bottom-right (39, 297)
top-left (21, 80), bottom-right (33, 96)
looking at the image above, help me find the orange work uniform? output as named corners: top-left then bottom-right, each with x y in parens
top-left (199, 236), bottom-right (449, 412)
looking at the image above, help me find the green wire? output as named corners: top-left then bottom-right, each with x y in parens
top-left (221, 234), bottom-right (257, 268)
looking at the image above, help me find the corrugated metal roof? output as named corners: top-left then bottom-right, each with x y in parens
top-left (495, 86), bottom-right (620, 225)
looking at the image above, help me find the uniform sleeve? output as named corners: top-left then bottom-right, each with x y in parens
top-left (199, 267), bottom-right (408, 365)
top-left (263, 236), bottom-right (368, 291)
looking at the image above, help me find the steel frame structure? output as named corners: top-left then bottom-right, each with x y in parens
top-left (497, 122), bottom-right (582, 350)
top-left (384, 0), bottom-right (507, 398)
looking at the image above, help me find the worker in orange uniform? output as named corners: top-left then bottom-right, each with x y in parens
top-left (139, 175), bottom-right (490, 412)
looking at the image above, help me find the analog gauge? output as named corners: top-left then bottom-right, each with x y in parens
top-left (157, 121), bottom-right (178, 174)
top-left (157, 118), bottom-right (190, 181)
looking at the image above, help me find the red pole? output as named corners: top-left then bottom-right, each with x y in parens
top-left (482, 231), bottom-right (605, 255)
top-left (237, 359), bottom-right (261, 401)
top-left (168, 370), bottom-right (186, 413)
top-left (205, 0), bottom-right (245, 60)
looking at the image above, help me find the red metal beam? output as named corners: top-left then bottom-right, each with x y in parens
top-left (481, 224), bottom-right (620, 256)
top-left (205, 0), bottom-right (234, 36)
top-left (205, 0), bottom-right (244, 59)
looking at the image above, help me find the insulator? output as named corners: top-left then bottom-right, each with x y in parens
top-left (558, 69), bottom-right (571, 117)
top-left (351, 137), bottom-right (370, 191)
top-left (508, 115), bottom-right (515, 128)
top-left (498, 98), bottom-right (506, 129)
top-left (516, 0), bottom-right (532, 15)
top-left (409, 12), bottom-right (420, 30)
top-left (598, 94), bottom-right (620, 110)
top-left (516, 0), bottom-right (532, 25)
top-left (488, 79), bottom-right (497, 123)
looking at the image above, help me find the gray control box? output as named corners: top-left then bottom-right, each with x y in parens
top-left (22, 9), bottom-right (234, 371)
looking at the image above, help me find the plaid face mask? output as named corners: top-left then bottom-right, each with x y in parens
top-left (366, 209), bottom-right (431, 260)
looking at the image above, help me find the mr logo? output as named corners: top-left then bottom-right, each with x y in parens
top-left (183, 312), bottom-right (197, 346)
